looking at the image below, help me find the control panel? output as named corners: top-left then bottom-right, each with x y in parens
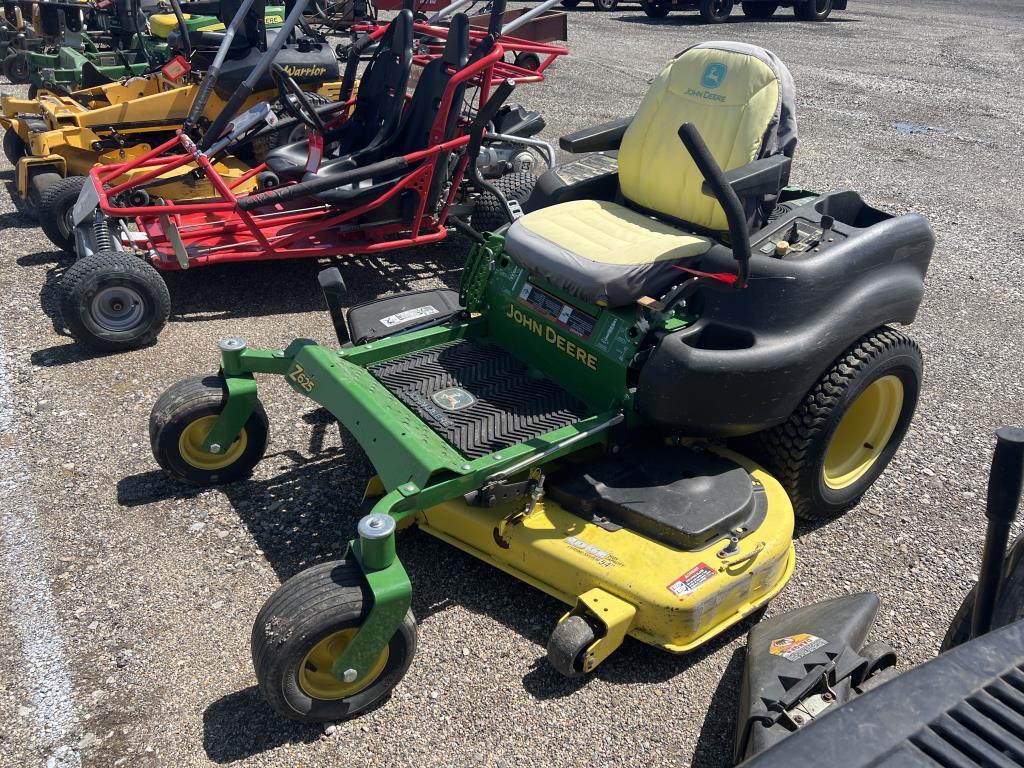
top-left (754, 214), bottom-right (846, 258)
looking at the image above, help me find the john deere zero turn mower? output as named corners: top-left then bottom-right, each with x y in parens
top-left (734, 427), bottom-right (1024, 766)
top-left (0, 0), bottom-right (341, 218)
top-left (149, 42), bottom-right (934, 721)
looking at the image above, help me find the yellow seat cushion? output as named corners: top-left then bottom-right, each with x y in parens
top-left (504, 200), bottom-right (711, 307)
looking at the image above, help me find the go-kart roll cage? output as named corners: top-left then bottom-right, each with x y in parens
top-left (76, 0), bottom-right (567, 266)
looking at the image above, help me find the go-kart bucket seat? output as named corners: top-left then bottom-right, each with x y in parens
top-left (263, 9), bottom-right (414, 180)
top-left (504, 41), bottom-right (797, 308)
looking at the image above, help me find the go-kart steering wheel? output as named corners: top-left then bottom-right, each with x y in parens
top-left (270, 64), bottom-right (327, 136)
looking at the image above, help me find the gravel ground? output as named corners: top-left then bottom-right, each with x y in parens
top-left (1, 1), bottom-right (1023, 765)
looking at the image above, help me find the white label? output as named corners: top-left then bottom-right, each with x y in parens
top-left (379, 305), bottom-right (439, 328)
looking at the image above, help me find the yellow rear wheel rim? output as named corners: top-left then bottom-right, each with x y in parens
top-left (299, 628), bottom-right (390, 701)
top-left (823, 375), bottom-right (904, 490)
top-left (177, 415), bottom-right (247, 471)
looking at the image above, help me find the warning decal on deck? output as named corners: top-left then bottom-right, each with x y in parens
top-left (667, 563), bottom-right (716, 597)
top-left (769, 633), bottom-right (827, 661)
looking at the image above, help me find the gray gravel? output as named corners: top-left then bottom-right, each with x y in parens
top-left (1, 0), bottom-right (1023, 765)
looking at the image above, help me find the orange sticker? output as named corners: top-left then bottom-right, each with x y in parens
top-left (769, 633), bottom-right (827, 661)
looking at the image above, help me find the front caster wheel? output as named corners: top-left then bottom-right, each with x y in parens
top-left (59, 250), bottom-right (170, 352)
top-left (252, 560), bottom-right (417, 722)
top-left (2, 51), bottom-right (28, 83)
top-left (150, 374), bottom-right (270, 485)
top-left (758, 327), bottom-right (922, 520)
top-left (39, 175), bottom-right (86, 253)
top-left (547, 615), bottom-right (597, 678)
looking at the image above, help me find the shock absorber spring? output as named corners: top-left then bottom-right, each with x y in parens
top-left (93, 212), bottom-right (115, 253)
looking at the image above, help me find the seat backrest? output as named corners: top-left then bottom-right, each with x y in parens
top-left (618, 42), bottom-right (797, 232)
top-left (334, 9), bottom-right (414, 156)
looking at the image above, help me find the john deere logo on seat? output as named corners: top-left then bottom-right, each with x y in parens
top-left (700, 62), bottom-right (727, 89)
top-left (431, 387), bottom-right (477, 411)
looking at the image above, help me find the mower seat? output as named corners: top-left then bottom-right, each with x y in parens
top-left (504, 41), bottom-right (797, 308)
top-left (264, 10), bottom-right (414, 180)
top-left (310, 13), bottom-right (471, 210)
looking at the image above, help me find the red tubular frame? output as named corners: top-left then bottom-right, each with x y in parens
top-left (84, 20), bottom-right (568, 271)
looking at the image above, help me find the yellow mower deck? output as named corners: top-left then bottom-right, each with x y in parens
top-left (413, 449), bottom-right (795, 662)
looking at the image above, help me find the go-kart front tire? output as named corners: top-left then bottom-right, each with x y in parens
top-left (150, 374), bottom-right (270, 485)
top-left (252, 560), bottom-right (417, 722)
top-left (59, 250), bottom-right (170, 352)
top-left (758, 327), bottom-right (922, 521)
top-left (39, 175), bottom-right (86, 253)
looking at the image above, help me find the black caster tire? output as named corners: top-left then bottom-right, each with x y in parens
top-left (2, 51), bottom-right (28, 83)
top-left (150, 374), bottom-right (270, 485)
top-left (25, 171), bottom-right (62, 219)
top-left (252, 559), bottom-right (417, 722)
top-left (741, 1), bottom-right (777, 17)
top-left (471, 171), bottom-right (537, 234)
top-left (757, 327), bottom-right (922, 521)
top-left (513, 51), bottom-right (542, 71)
top-left (641, 0), bottom-right (672, 17)
top-left (2, 128), bottom-right (25, 165)
top-left (39, 175), bottom-right (86, 253)
top-left (59, 250), bottom-right (171, 352)
top-left (699, 0), bottom-right (734, 22)
top-left (547, 615), bottom-right (596, 678)
top-left (593, 0), bottom-right (617, 10)
top-left (795, 0), bottom-right (831, 20)
top-left (561, 0), bottom-right (581, 7)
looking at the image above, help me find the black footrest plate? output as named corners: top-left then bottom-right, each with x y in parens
top-left (368, 340), bottom-right (588, 459)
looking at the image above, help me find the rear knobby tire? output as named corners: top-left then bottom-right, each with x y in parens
top-left (741, 1), bottom-right (777, 17)
top-left (252, 560), bottom-right (417, 722)
top-left (547, 615), bottom-right (597, 678)
top-left (59, 250), bottom-right (170, 352)
top-left (150, 374), bottom-right (270, 485)
top-left (471, 171), bottom-right (537, 234)
top-left (39, 175), bottom-right (86, 253)
top-left (757, 327), bottom-right (922, 521)
top-left (2, 129), bottom-right (25, 165)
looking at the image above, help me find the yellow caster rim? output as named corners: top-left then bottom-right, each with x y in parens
top-left (177, 415), bottom-right (247, 471)
top-left (299, 628), bottom-right (390, 701)
top-left (823, 375), bottom-right (904, 490)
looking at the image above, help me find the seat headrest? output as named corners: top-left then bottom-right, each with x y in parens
top-left (619, 41), bottom-right (797, 232)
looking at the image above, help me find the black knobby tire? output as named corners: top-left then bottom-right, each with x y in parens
top-left (547, 615), bottom-right (596, 678)
top-left (642, 0), bottom-right (672, 17)
top-left (593, 0), bottom-right (617, 10)
top-left (59, 250), bottom-right (171, 352)
top-left (150, 374), bottom-right (270, 485)
top-left (699, 0), bottom-right (734, 22)
top-left (795, 0), bottom-right (831, 20)
top-left (2, 129), bottom-right (25, 165)
top-left (741, 1), bottom-right (777, 17)
top-left (561, 0), bottom-right (581, 7)
top-left (470, 171), bottom-right (537, 234)
top-left (3, 51), bottom-right (28, 83)
top-left (39, 175), bottom-right (86, 253)
top-left (25, 171), bottom-right (61, 218)
top-left (756, 327), bottom-right (922, 520)
top-left (252, 559), bottom-right (417, 722)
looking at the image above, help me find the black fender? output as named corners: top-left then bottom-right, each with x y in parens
top-left (636, 191), bottom-right (934, 437)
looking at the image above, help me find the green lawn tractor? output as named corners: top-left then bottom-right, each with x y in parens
top-left (149, 41), bottom-right (934, 721)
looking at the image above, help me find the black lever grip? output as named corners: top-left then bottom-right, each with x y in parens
top-left (487, 0), bottom-right (506, 38)
top-left (677, 122), bottom-right (751, 289)
top-left (987, 427), bottom-right (1024, 524)
top-left (468, 78), bottom-right (515, 161)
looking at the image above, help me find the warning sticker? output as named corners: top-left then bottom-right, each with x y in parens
top-left (667, 563), bottom-right (716, 597)
top-left (379, 305), bottom-right (439, 328)
top-left (769, 633), bottom-right (827, 661)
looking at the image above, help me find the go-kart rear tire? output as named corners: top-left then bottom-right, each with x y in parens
top-left (641, 0), bottom-right (672, 17)
top-left (2, 51), bottom-right (28, 83)
top-left (757, 327), bottom-right (922, 521)
top-left (795, 0), bottom-right (831, 20)
top-left (741, 1), bottom-right (777, 17)
top-left (150, 374), bottom-right (270, 485)
top-left (471, 171), bottom-right (537, 235)
top-left (699, 0), bottom-right (734, 23)
top-left (252, 559), bottom-right (417, 722)
top-left (2, 129), bottom-right (25, 165)
top-left (547, 615), bottom-right (596, 678)
top-left (59, 250), bottom-right (170, 352)
top-left (39, 175), bottom-right (86, 253)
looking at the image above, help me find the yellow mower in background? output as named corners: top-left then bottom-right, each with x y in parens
top-left (0, 0), bottom-right (342, 235)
